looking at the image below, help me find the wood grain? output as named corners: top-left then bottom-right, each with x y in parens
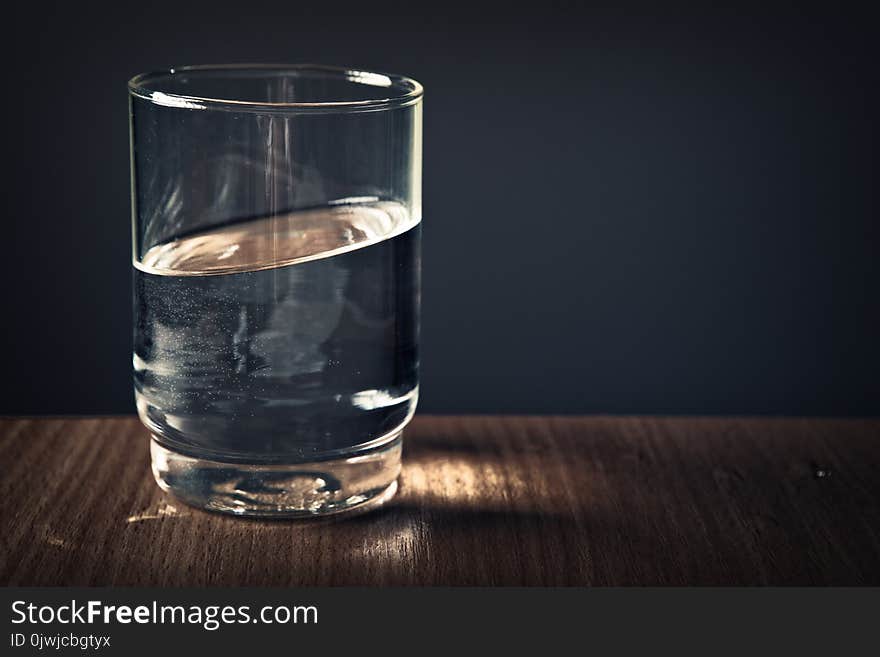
top-left (1, 416), bottom-right (878, 585)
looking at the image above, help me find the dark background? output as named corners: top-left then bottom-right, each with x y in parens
top-left (2, 2), bottom-right (877, 416)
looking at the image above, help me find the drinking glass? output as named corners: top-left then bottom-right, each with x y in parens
top-left (128, 64), bottom-right (422, 517)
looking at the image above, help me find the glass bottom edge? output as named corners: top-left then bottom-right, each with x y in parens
top-left (150, 432), bottom-right (402, 518)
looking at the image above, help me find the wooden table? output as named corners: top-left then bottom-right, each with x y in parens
top-left (1, 416), bottom-right (877, 586)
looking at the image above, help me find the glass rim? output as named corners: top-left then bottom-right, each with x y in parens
top-left (128, 63), bottom-right (424, 113)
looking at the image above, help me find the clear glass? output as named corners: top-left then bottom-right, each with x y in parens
top-left (129, 65), bottom-right (422, 517)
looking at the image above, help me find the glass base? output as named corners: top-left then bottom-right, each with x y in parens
top-left (150, 433), bottom-right (401, 518)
